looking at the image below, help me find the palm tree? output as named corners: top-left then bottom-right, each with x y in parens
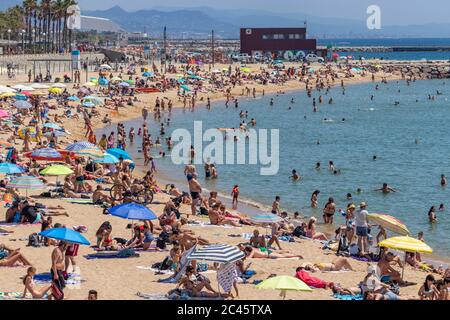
top-left (22, 0), bottom-right (37, 51)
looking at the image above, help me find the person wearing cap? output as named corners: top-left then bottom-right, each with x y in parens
top-left (355, 202), bottom-right (369, 256)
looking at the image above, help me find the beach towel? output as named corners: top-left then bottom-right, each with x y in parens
top-left (295, 270), bottom-right (331, 289)
top-left (136, 292), bottom-right (224, 300)
top-left (333, 293), bottom-right (363, 301)
top-left (187, 221), bottom-right (237, 229)
top-left (0, 292), bottom-right (48, 300)
top-left (85, 251), bottom-right (140, 259)
top-left (32, 273), bottom-right (84, 286)
top-left (62, 198), bottom-right (93, 204)
top-left (136, 266), bottom-right (216, 275)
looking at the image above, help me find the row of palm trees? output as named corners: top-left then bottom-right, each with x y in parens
top-left (0, 0), bottom-right (78, 53)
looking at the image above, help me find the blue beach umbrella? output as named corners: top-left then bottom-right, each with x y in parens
top-left (108, 202), bottom-right (157, 220)
top-left (67, 96), bottom-right (79, 101)
top-left (99, 77), bottom-right (109, 86)
top-left (39, 228), bottom-right (90, 245)
top-left (0, 163), bottom-right (25, 174)
top-left (106, 148), bottom-right (132, 160)
top-left (94, 153), bottom-right (119, 164)
top-left (142, 72), bottom-right (154, 77)
top-left (119, 82), bottom-right (130, 87)
top-left (180, 85), bottom-right (190, 92)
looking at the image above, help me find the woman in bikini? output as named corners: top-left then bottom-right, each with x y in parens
top-left (95, 222), bottom-right (122, 251)
top-left (323, 197), bottom-right (336, 224)
top-left (0, 244), bottom-right (32, 267)
top-left (306, 217), bottom-right (328, 241)
top-left (310, 190), bottom-right (320, 208)
top-left (242, 246), bottom-right (303, 259)
top-left (418, 274), bottom-right (440, 300)
top-left (300, 257), bottom-right (354, 272)
top-left (22, 267), bottom-right (52, 299)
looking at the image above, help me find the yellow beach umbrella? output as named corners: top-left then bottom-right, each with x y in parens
top-left (76, 147), bottom-right (105, 161)
top-left (0, 92), bottom-right (16, 98)
top-left (40, 164), bottom-right (74, 176)
top-left (379, 236), bottom-right (432, 279)
top-left (256, 275), bottom-right (312, 299)
top-left (18, 127), bottom-right (41, 142)
top-left (379, 236), bottom-right (432, 254)
top-left (49, 87), bottom-right (62, 94)
top-left (367, 213), bottom-right (410, 236)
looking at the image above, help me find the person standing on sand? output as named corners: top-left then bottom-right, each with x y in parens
top-left (355, 202), bottom-right (369, 257)
top-left (271, 196), bottom-right (281, 215)
top-left (51, 241), bottom-right (67, 297)
top-left (187, 173), bottom-right (202, 218)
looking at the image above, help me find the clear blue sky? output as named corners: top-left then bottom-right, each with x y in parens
top-left (77, 0), bottom-right (450, 26)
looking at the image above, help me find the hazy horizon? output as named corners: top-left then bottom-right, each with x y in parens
top-left (75, 0), bottom-right (450, 26)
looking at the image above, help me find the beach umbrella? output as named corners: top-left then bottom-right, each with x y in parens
top-left (367, 213), bottom-right (410, 236)
top-left (379, 236), bottom-right (433, 279)
top-left (0, 163), bottom-right (25, 174)
top-left (11, 84), bottom-right (35, 91)
top-left (40, 164), bottom-right (73, 176)
top-left (186, 243), bottom-right (245, 264)
top-left (108, 202), bottom-right (157, 220)
top-left (99, 78), bottom-right (109, 86)
top-left (0, 109), bottom-right (9, 118)
top-left (43, 122), bottom-right (62, 130)
top-left (0, 86), bottom-right (16, 94)
top-left (100, 64), bottom-right (112, 70)
top-left (110, 77), bottom-right (122, 82)
top-left (30, 83), bottom-right (50, 89)
top-left (256, 275), bottom-right (312, 299)
top-left (39, 228), bottom-right (90, 245)
top-left (0, 140), bottom-right (13, 148)
top-left (82, 101), bottom-right (95, 108)
top-left (142, 72), bottom-right (154, 77)
top-left (30, 148), bottom-right (62, 161)
top-left (94, 153), bottom-right (119, 164)
top-left (15, 94), bottom-right (28, 101)
top-left (106, 148), bottom-right (132, 160)
top-left (49, 88), bottom-right (62, 94)
top-left (0, 92), bottom-right (16, 98)
top-left (82, 82), bottom-right (96, 87)
top-left (67, 96), bottom-right (79, 101)
top-left (13, 101), bottom-right (32, 109)
top-left (7, 175), bottom-right (45, 196)
top-left (119, 82), bottom-right (130, 87)
top-left (83, 96), bottom-right (104, 106)
top-left (66, 141), bottom-right (95, 152)
top-left (76, 147), bottom-right (105, 161)
top-left (51, 83), bottom-right (66, 88)
top-left (250, 214), bottom-right (283, 224)
top-left (43, 130), bottom-right (67, 138)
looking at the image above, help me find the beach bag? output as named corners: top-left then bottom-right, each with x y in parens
top-left (51, 282), bottom-right (64, 300)
top-left (337, 236), bottom-right (350, 256)
top-left (349, 244), bottom-right (360, 256)
top-left (156, 238), bottom-right (167, 250)
top-left (199, 206), bottom-right (208, 216)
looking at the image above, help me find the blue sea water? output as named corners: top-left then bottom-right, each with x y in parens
top-left (99, 79), bottom-right (450, 257)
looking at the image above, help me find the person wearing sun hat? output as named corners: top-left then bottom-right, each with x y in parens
top-left (355, 202), bottom-right (369, 257)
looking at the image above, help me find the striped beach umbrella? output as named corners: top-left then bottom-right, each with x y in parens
top-left (186, 244), bottom-right (245, 264)
top-left (106, 148), bottom-right (132, 160)
top-left (94, 153), bottom-right (119, 164)
top-left (250, 214), bottom-right (283, 224)
top-left (30, 148), bottom-right (62, 161)
top-left (368, 213), bottom-right (410, 236)
top-left (76, 147), bottom-right (105, 161)
top-left (7, 175), bottom-right (45, 190)
top-left (13, 101), bottom-right (32, 109)
top-left (66, 141), bottom-right (95, 152)
top-left (0, 163), bottom-right (25, 174)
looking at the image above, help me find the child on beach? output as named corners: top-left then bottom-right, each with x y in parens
top-left (231, 185), bottom-right (239, 208)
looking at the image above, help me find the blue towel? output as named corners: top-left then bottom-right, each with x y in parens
top-left (333, 293), bottom-right (363, 301)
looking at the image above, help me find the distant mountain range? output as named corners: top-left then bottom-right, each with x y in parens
top-left (2, 2), bottom-right (450, 38)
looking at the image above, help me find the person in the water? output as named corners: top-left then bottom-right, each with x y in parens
top-left (290, 170), bottom-right (300, 181)
top-left (375, 183), bottom-right (397, 194)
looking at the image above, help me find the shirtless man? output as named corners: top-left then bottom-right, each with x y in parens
top-left (51, 241), bottom-right (67, 293)
top-left (271, 196), bottom-right (281, 215)
top-left (93, 185), bottom-right (112, 205)
top-left (377, 253), bottom-right (404, 284)
top-left (375, 183), bottom-right (398, 194)
top-left (187, 174), bottom-right (202, 218)
top-left (74, 159), bottom-right (85, 193)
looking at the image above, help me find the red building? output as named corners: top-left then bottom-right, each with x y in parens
top-left (240, 27), bottom-right (317, 60)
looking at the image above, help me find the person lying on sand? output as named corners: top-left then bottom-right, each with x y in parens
top-left (169, 230), bottom-right (210, 251)
top-left (241, 245), bottom-right (303, 259)
top-left (174, 265), bottom-right (230, 298)
top-left (208, 204), bottom-right (241, 227)
top-left (300, 257), bottom-right (354, 272)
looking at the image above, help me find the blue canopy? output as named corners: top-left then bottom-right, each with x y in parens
top-left (108, 202), bottom-right (157, 220)
top-left (142, 72), bottom-right (154, 77)
top-left (39, 228), bottom-right (90, 245)
top-left (106, 148), bottom-right (132, 160)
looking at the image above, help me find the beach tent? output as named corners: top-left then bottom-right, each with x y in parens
top-left (39, 228), bottom-right (90, 245)
top-left (367, 213), bottom-right (410, 236)
top-left (108, 202), bottom-right (157, 221)
top-left (186, 243), bottom-right (245, 264)
top-left (256, 275), bottom-right (312, 299)
top-left (379, 236), bottom-right (433, 278)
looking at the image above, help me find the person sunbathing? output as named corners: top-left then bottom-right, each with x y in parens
top-left (169, 230), bottom-right (209, 251)
top-left (300, 257), bottom-right (354, 272)
top-left (0, 244), bottom-right (32, 267)
top-left (364, 291), bottom-right (415, 300)
top-left (218, 205), bottom-right (256, 226)
top-left (242, 245), bottom-right (303, 259)
top-left (95, 222), bottom-right (122, 251)
top-left (175, 266), bottom-right (228, 298)
top-left (92, 185), bottom-right (112, 205)
top-left (124, 226), bottom-right (144, 249)
top-left (22, 267), bottom-right (52, 299)
top-left (377, 253), bottom-right (404, 284)
top-left (208, 205), bottom-right (241, 227)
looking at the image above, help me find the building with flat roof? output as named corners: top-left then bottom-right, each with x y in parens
top-left (240, 27), bottom-right (317, 60)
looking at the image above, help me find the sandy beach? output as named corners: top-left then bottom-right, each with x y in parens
top-left (0, 54), bottom-right (446, 301)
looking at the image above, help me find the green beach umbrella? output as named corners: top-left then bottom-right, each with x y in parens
top-left (40, 164), bottom-right (74, 176)
top-left (256, 275), bottom-right (312, 299)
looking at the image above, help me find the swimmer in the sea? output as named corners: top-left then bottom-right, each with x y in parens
top-left (290, 170), bottom-right (300, 181)
top-left (375, 183), bottom-right (397, 194)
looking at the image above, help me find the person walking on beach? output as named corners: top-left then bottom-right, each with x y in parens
top-left (271, 196), bottom-right (281, 215)
top-left (51, 241), bottom-right (67, 299)
top-left (355, 202), bottom-right (369, 257)
top-left (188, 174), bottom-right (202, 218)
